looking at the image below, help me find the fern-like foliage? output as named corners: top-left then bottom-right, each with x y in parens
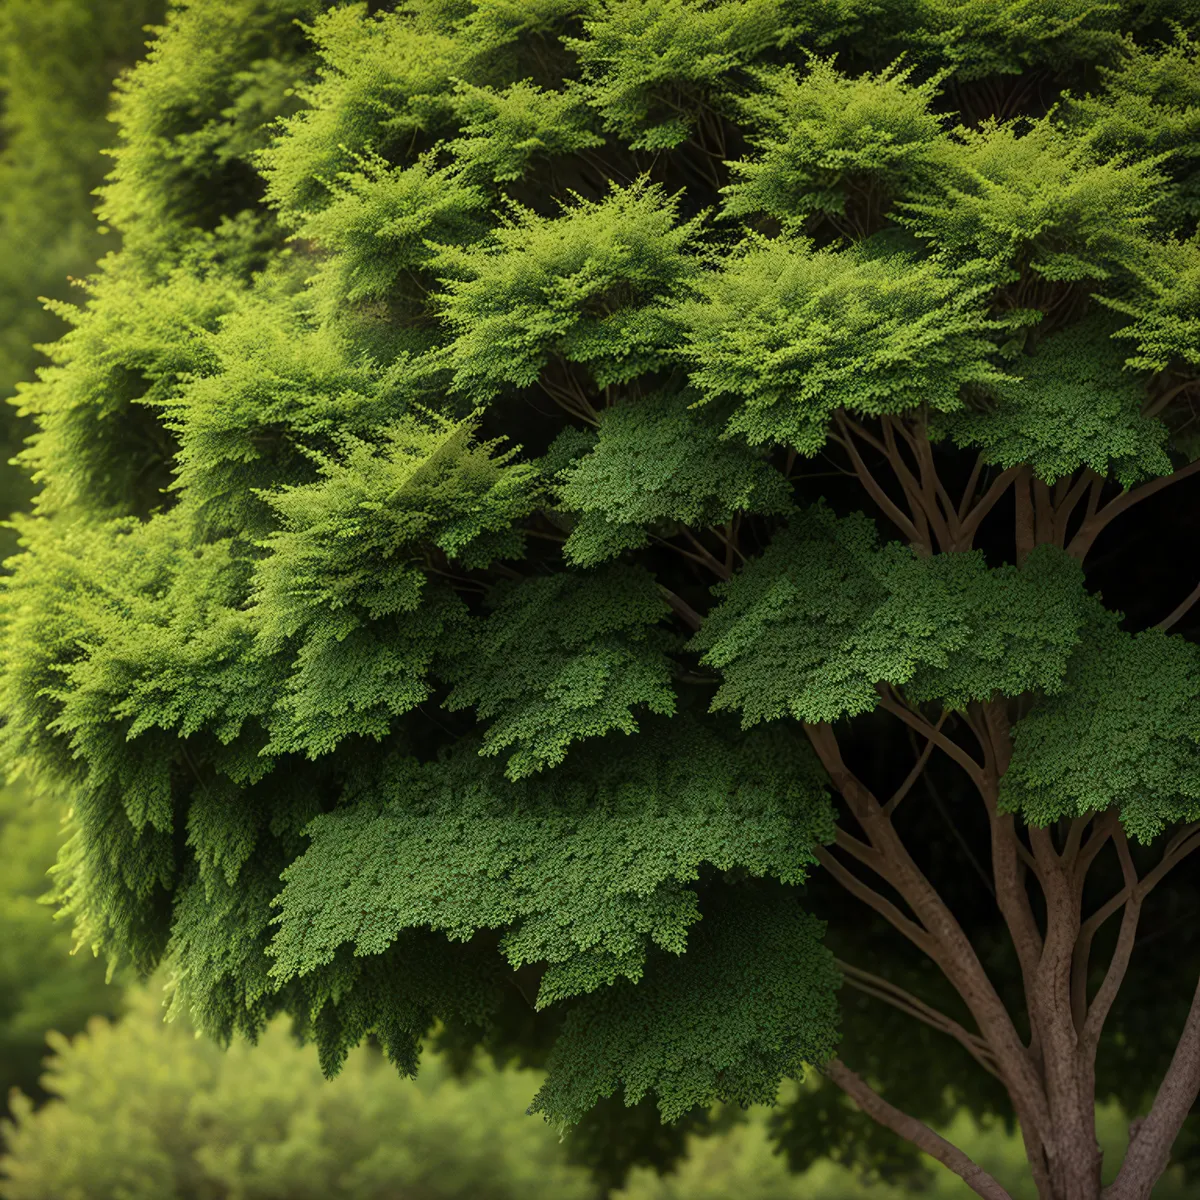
top-left (722, 59), bottom-right (947, 229)
top-left (934, 315), bottom-right (1173, 486)
top-left (271, 720), bottom-right (833, 1008)
top-left (556, 388), bottom-right (791, 565)
top-left (436, 180), bottom-right (705, 398)
top-left (692, 506), bottom-right (1095, 725)
top-left (442, 564), bottom-right (677, 778)
top-left (1002, 614), bottom-right (1200, 843)
top-left (529, 889), bottom-right (841, 1124)
top-left (674, 235), bottom-right (1005, 453)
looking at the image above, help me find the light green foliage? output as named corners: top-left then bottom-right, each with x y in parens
top-left (722, 59), bottom-right (947, 229)
top-left (442, 565), bottom-right (676, 777)
top-left (449, 80), bottom-right (607, 184)
top-left (1066, 28), bottom-right (1200, 224)
top-left (934, 315), bottom-right (1173, 486)
top-left (1105, 235), bottom-right (1200, 376)
top-left (900, 117), bottom-right (1164, 289)
top-left (557, 389), bottom-right (791, 565)
top-left (298, 151), bottom-right (490, 325)
top-left (436, 181), bottom-right (705, 398)
top-left (674, 236), bottom-right (1004, 453)
top-left (566, 0), bottom-right (796, 149)
top-left (272, 721), bottom-right (832, 1013)
top-left (0, 987), bottom-right (599, 1200)
top-left (96, 0), bottom-right (325, 270)
top-left (255, 415), bottom-right (538, 756)
top-left (693, 507), bottom-right (1094, 725)
top-left (15, 261), bottom-right (242, 519)
top-left (0, 0), bottom-right (161, 394)
top-left (261, 0), bottom-right (589, 220)
top-left (530, 891), bottom-right (840, 1125)
top-left (1002, 615), bottom-right (1200, 843)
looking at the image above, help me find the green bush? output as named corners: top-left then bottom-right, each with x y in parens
top-left (0, 986), bottom-right (598, 1200)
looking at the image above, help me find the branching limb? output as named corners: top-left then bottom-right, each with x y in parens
top-left (875, 687), bottom-right (987, 791)
top-left (1103, 973), bottom-right (1200, 1200)
top-left (884, 711), bottom-right (948, 815)
top-left (1079, 829), bottom-right (1141, 1048)
top-left (1067, 459), bottom-right (1200, 561)
top-left (957, 466), bottom-right (1022, 548)
top-left (836, 959), bottom-right (1004, 1081)
top-left (822, 1059), bottom-right (1016, 1200)
top-left (813, 843), bottom-right (938, 960)
top-left (1071, 822), bottom-right (1200, 1035)
top-left (830, 418), bottom-right (924, 548)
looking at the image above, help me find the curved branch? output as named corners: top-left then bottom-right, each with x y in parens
top-left (1103, 973), bottom-right (1200, 1200)
top-left (1071, 823), bottom-right (1200, 1034)
top-left (1080, 829), bottom-right (1142, 1047)
top-left (836, 959), bottom-right (1003, 1081)
top-left (831, 418), bottom-right (923, 547)
top-left (884, 711), bottom-right (948, 815)
top-left (875, 689), bottom-right (987, 791)
top-left (822, 1059), bottom-right (1016, 1200)
top-left (814, 844), bottom-right (938, 960)
top-left (1155, 579), bottom-right (1200, 633)
top-left (1068, 459), bottom-right (1200, 561)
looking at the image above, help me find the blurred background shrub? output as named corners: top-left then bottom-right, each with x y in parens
top-left (0, 987), bottom-right (599, 1200)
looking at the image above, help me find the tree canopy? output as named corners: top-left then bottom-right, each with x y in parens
top-left (3, 2), bottom-right (1200, 1199)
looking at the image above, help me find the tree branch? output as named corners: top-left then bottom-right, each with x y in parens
top-left (884, 712), bottom-right (948, 815)
top-left (831, 418), bottom-right (924, 548)
top-left (1103, 973), bottom-right (1200, 1200)
top-left (814, 844), bottom-right (939, 960)
top-left (1155, 579), bottom-right (1200, 633)
top-left (1080, 829), bottom-right (1141, 1048)
top-left (1068, 459), bottom-right (1200, 561)
top-left (875, 689), bottom-right (987, 791)
top-left (822, 1059), bottom-right (1016, 1200)
top-left (836, 959), bottom-right (1004, 1081)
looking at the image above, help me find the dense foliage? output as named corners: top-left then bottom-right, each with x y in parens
top-left (3, 2), bottom-right (1200, 1198)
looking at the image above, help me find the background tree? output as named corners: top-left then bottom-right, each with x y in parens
top-left (0, 0), bottom-right (163, 543)
top-left (2, 3), bottom-right (1200, 1200)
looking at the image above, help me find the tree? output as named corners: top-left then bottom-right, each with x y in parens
top-left (0, 986), bottom-right (598, 1200)
top-left (2, 2), bottom-right (1199, 1199)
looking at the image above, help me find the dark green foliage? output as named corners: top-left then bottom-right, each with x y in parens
top-left (692, 508), bottom-right (1093, 725)
top-left (4, 0), bottom-right (1200, 1193)
top-left (1002, 615), bottom-right (1200, 843)
top-left (934, 315), bottom-right (1173, 486)
top-left (530, 890), bottom-right (840, 1125)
